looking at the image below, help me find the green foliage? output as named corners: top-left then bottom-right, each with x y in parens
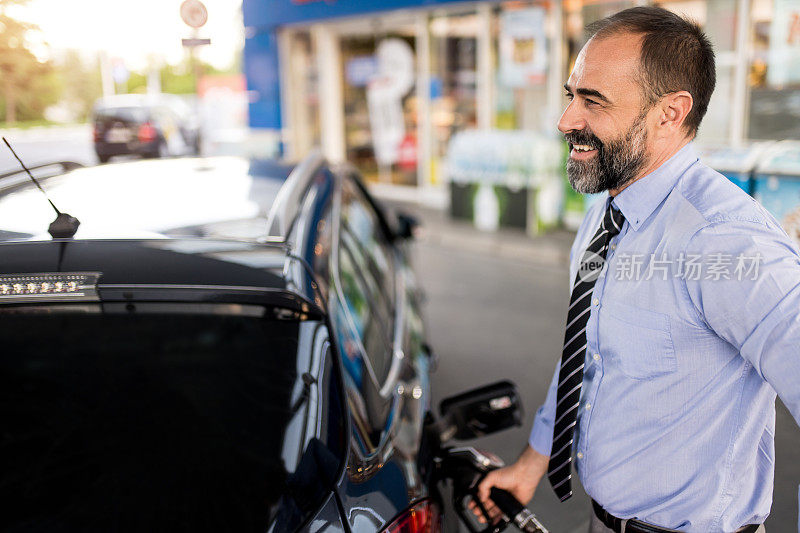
top-left (54, 50), bottom-right (103, 121)
top-left (0, 7), bottom-right (56, 123)
top-left (15, 60), bottom-right (59, 121)
top-left (160, 63), bottom-right (197, 94)
top-left (0, 1), bottom-right (66, 123)
top-left (156, 60), bottom-right (235, 94)
top-left (127, 61), bottom-right (221, 95)
top-left (126, 71), bottom-right (148, 94)
top-left (0, 118), bottom-right (61, 129)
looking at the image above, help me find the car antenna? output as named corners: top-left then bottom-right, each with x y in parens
top-left (2, 137), bottom-right (80, 239)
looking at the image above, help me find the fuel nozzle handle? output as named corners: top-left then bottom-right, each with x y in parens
top-left (489, 488), bottom-right (549, 533)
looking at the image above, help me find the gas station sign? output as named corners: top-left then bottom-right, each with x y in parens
top-left (180, 0), bottom-right (208, 29)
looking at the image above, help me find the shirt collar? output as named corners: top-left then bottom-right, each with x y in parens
top-left (611, 142), bottom-right (699, 231)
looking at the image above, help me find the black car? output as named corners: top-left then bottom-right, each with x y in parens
top-left (92, 94), bottom-right (201, 163)
top-left (0, 154), bottom-right (528, 533)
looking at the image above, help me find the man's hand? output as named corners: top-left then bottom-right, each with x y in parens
top-left (468, 446), bottom-right (549, 524)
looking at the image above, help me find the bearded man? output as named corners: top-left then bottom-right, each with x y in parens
top-left (472, 7), bottom-right (800, 533)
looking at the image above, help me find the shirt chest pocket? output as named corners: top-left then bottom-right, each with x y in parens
top-left (599, 301), bottom-right (677, 380)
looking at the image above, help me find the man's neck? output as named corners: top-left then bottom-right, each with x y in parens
top-left (609, 136), bottom-right (693, 197)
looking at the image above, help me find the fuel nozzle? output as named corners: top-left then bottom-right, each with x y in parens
top-left (489, 488), bottom-right (549, 533)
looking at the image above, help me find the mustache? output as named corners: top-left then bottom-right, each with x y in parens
top-left (564, 130), bottom-right (603, 150)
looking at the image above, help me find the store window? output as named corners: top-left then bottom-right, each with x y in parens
top-left (563, 0), bottom-right (636, 92)
top-left (340, 23), bottom-right (418, 185)
top-left (656, 0), bottom-right (740, 143)
top-left (430, 11), bottom-right (479, 173)
top-left (494, 1), bottom-right (551, 132)
top-left (748, 0), bottom-right (800, 140)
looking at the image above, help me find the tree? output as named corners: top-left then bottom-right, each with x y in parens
top-left (54, 50), bottom-right (103, 121)
top-left (160, 62), bottom-right (200, 94)
top-left (125, 71), bottom-right (147, 94)
top-left (0, 0), bottom-right (58, 123)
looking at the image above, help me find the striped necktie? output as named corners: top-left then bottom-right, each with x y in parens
top-left (547, 201), bottom-right (625, 501)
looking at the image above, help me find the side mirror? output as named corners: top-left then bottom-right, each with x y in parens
top-left (439, 380), bottom-right (523, 441)
top-left (396, 211), bottom-right (420, 240)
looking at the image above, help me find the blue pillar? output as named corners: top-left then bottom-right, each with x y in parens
top-left (244, 27), bottom-right (282, 150)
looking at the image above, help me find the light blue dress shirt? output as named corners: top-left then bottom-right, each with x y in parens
top-left (529, 142), bottom-right (800, 531)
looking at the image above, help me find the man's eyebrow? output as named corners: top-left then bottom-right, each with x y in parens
top-left (563, 83), bottom-right (611, 104)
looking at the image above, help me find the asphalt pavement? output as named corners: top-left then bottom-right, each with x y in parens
top-left (0, 125), bottom-right (98, 169)
top-left (382, 198), bottom-right (800, 533)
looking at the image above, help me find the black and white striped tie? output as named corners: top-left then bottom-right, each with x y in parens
top-left (547, 201), bottom-right (625, 502)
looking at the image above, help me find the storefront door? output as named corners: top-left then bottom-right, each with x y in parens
top-left (335, 15), bottom-right (420, 185)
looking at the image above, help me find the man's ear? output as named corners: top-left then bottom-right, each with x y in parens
top-left (658, 91), bottom-right (693, 134)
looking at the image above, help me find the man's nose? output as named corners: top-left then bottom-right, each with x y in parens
top-left (557, 100), bottom-right (586, 134)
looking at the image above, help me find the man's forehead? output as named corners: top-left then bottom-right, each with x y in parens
top-left (567, 33), bottom-right (643, 98)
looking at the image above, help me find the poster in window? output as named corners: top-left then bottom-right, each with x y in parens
top-left (767, 0), bottom-right (800, 86)
top-left (499, 7), bottom-right (548, 87)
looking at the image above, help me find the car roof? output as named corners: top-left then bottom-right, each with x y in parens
top-left (93, 93), bottom-right (187, 110)
top-left (0, 156), bottom-right (300, 242)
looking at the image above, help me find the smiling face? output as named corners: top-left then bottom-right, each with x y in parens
top-left (558, 32), bottom-right (655, 194)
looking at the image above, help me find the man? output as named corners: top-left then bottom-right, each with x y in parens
top-left (471, 6), bottom-right (800, 533)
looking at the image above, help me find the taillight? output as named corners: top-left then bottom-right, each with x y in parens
top-left (137, 122), bottom-right (157, 143)
top-left (383, 500), bottom-right (441, 533)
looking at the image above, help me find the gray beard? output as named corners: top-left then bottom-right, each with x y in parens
top-left (567, 119), bottom-right (649, 194)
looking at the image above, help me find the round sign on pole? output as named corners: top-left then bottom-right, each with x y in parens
top-left (180, 0), bottom-right (208, 29)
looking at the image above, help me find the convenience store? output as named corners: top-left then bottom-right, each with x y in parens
top-left (242, 0), bottom-right (800, 194)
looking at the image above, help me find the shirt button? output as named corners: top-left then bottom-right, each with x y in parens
top-left (592, 298), bottom-right (600, 306)
top-left (610, 243), bottom-right (617, 251)
top-left (593, 353), bottom-right (600, 361)
top-left (577, 452), bottom-right (584, 459)
top-left (585, 402), bottom-right (592, 410)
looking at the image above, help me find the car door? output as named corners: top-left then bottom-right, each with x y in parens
top-left (330, 173), bottom-right (398, 447)
top-left (327, 171), bottom-right (440, 532)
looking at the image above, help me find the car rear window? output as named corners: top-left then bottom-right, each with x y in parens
top-left (0, 312), bottom-right (344, 532)
top-left (94, 106), bottom-right (149, 123)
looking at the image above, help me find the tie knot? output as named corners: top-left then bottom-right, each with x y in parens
top-left (602, 204), bottom-right (625, 237)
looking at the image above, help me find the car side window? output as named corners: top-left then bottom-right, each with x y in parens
top-left (329, 258), bottom-right (392, 452)
top-left (338, 176), bottom-right (396, 384)
top-left (338, 242), bottom-right (393, 382)
top-left (340, 177), bottom-right (395, 311)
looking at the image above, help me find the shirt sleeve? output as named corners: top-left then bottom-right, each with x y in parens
top-left (683, 220), bottom-right (800, 425)
top-left (528, 358), bottom-right (560, 456)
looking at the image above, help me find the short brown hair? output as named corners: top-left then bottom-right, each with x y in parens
top-left (587, 6), bottom-right (716, 137)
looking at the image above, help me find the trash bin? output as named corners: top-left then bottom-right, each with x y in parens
top-left (698, 143), bottom-right (773, 195)
top-left (752, 140), bottom-right (800, 245)
top-left (446, 130), bottom-right (562, 235)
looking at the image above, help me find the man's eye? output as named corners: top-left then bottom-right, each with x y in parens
top-left (564, 92), bottom-right (574, 100)
top-left (585, 99), bottom-right (600, 107)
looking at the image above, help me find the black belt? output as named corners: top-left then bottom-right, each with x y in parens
top-left (591, 499), bottom-right (760, 533)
